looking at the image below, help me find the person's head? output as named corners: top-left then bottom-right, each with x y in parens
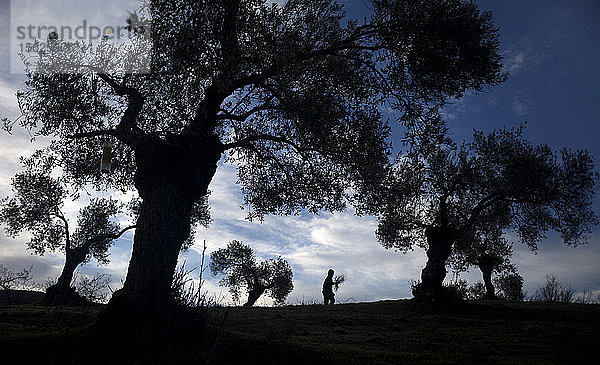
top-left (328, 269), bottom-right (334, 276)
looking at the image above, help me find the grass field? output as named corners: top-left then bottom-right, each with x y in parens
top-left (1, 297), bottom-right (599, 364)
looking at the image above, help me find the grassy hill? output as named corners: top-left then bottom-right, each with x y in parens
top-left (0, 289), bottom-right (45, 305)
top-left (1, 298), bottom-right (599, 364)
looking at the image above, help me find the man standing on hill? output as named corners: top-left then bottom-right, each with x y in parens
top-left (323, 269), bottom-right (335, 305)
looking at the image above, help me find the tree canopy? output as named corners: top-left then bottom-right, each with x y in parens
top-left (376, 115), bottom-right (598, 301)
top-left (9, 0), bottom-right (506, 216)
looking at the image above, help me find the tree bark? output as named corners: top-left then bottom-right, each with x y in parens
top-left (419, 226), bottom-right (455, 302)
top-left (101, 135), bottom-right (221, 329)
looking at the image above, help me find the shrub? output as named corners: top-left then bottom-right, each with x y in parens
top-left (532, 274), bottom-right (574, 303)
top-left (494, 272), bottom-right (525, 302)
top-left (467, 282), bottom-right (486, 300)
top-left (410, 279), bottom-right (467, 309)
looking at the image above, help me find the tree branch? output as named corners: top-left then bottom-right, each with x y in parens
top-left (82, 225), bottom-right (137, 250)
top-left (461, 193), bottom-right (504, 233)
top-left (217, 102), bottom-right (280, 122)
top-left (186, 20), bottom-right (383, 136)
top-left (68, 129), bottom-right (118, 139)
top-left (222, 134), bottom-right (303, 153)
top-left (79, 67), bottom-right (145, 146)
top-left (51, 211), bottom-right (70, 253)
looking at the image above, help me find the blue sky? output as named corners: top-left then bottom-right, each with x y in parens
top-left (0, 0), bottom-right (599, 305)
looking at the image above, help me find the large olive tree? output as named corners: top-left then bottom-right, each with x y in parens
top-left (7, 0), bottom-right (505, 323)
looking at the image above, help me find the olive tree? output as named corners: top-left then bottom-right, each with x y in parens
top-left (450, 220), bottom-right (517, 299)
top-left (210, 240), bottom-right (293, 307)
top-left (0, 168), bottom-right (135, 304)
top-left (376, 116), bottom-right (598, 303)
top-left (7, 0), bottom-right (505, 322)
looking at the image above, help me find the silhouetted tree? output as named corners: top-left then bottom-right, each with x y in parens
top-left (533, 274), bottom-right (575, 303)
top-left (210, 240), bottom-right (293, 306)
top-left (0, 168), bottom-right (134, 305)
top-left (376, 116), bottom-right (598, 303)
top-left (7, 0), bottom-right (505, 322)
top-left (450, 221), bottom-right (516, 299)
top-left (494, 271), bottom-right (524, 301)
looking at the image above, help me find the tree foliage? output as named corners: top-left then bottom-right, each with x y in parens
top-left (494, 271), bottom-right (524, 302)
top-left (376, 115), bottom-right (598, 301)
top-left (8, 0), bottom-right (506, 216)
top-left (1, 169), bottom-right (125, 261)
top-left (210, 240), bottom-right (293, 306)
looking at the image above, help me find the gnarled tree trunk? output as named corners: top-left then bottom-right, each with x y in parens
top-left (419, 226), bottom-right (455, 302)
top-left (43, 246), bottom-right (88, 305)
top-left (100, 136), bottom-right (220, 331)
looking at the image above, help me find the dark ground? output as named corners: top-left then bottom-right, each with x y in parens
top-left (0, 292), bottom-right (599, 364)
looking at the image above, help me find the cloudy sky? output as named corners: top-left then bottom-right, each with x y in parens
top-left (0, 0), bottom-right (599, 305)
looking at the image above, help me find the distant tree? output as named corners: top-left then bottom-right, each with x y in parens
top-left (210, 240), bottom-right (293, 307)
top-left (532, 274), bottom-right (574, 303)
top-left (575, 289), bottom-right (597, 305)
top-left (8, 0), bottom-right (506, 324)
top-left (450, 220), bottom-right (516, 299)
top-left (0, 168), bottom-right (135, 305)
top-left (376, 116), bottom-right (598, 303)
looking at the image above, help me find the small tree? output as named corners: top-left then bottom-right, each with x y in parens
top-left (0, 168), bottom-right (135, 304)
top-left (210, 240), bottom-right (293, 307)
top-left (73, 272), bottom-right (112, 304)
top-left (376, 116), bottom-right (598, 303)
top-left (466, 282), bottom-right (486, 300)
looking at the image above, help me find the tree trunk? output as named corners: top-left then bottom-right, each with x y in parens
top-left (43, 246), bottom-right (88, 305)
top-left (244, 286), bottom-right (265, 307)
top-left (419, 226), bottom-right (455, 302)
top-left (478, 255), bottom-right (496, 299)
top-left (100, 136), bottom-right (220, 330)
top-left (42, 247), bottom-right (89, 305)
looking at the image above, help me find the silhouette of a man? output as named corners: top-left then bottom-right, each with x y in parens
top-left (322, 269), bottom-right (335, 305)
